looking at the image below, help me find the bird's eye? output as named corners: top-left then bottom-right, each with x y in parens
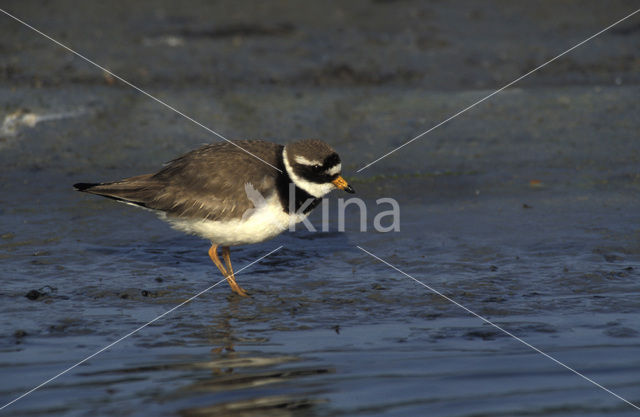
top-left (313, 164), bottom-right (321, 169)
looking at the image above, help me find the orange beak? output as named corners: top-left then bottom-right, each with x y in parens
top-left (332, 176), bottom-right (355, 193)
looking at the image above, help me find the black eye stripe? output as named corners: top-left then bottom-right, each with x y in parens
top-left (322, 153), bottom-right (340, 168)
top-left (291, 152), bottom-right (341, 184)
top-left (294, 153), bottom-right (340, 170)
top-left (295, 165), bottom-right (338, 183)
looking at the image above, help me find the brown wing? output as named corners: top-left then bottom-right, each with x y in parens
top-left (75, 140), bottom-right (285, 221)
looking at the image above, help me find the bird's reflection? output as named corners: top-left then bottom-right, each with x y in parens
top-left (177, 304), bottom-right (332, 416)
top-left (207, 308), bottom-right (237, 375)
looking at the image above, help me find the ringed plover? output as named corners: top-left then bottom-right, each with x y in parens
top-left (74, 139), bottom-right (354, 296)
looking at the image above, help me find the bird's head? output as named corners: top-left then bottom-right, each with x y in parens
top-left (283, 139), bottom-right (355, 198)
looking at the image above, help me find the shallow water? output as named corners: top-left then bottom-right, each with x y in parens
top-left (2, 1), bottom-right (640, 416)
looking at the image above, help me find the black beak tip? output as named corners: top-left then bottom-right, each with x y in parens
top-left (344, 185), bottom-right (355, 194)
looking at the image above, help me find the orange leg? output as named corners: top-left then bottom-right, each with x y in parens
top-left (208, 244), bottom-right (248, 297)
top-left (222, 246), bottom-right (249, 297)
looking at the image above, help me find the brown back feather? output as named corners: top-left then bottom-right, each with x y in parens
top-left (76, 141), bottom-right (284, 221)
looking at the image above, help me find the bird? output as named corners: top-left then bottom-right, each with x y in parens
top-left (74, 139), bottom-right (355, 296)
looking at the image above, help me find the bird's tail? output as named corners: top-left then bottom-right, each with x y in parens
top-left (73, 182), bottom-right (100, 191)
top-left (73, 174), bottom-right (158, 208)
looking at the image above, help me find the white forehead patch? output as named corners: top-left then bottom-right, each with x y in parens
top-left (325, 163), bottom-right (341, 176)
top-left (294, 155), bottom-right (322, 166)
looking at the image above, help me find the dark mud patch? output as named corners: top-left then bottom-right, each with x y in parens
top-left (176, 22), bottom-right (296, 39)
top-left (25, 286), bottom-right (58, 301)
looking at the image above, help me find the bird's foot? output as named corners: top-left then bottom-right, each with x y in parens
top-left (229, 282), bottom-right (250, 297)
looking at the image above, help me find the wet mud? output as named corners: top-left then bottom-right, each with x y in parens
top-left (1, 1), bottom-right (640, 416)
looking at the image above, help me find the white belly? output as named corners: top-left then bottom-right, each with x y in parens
top-left (161, 193), bottom-right (307, 246)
